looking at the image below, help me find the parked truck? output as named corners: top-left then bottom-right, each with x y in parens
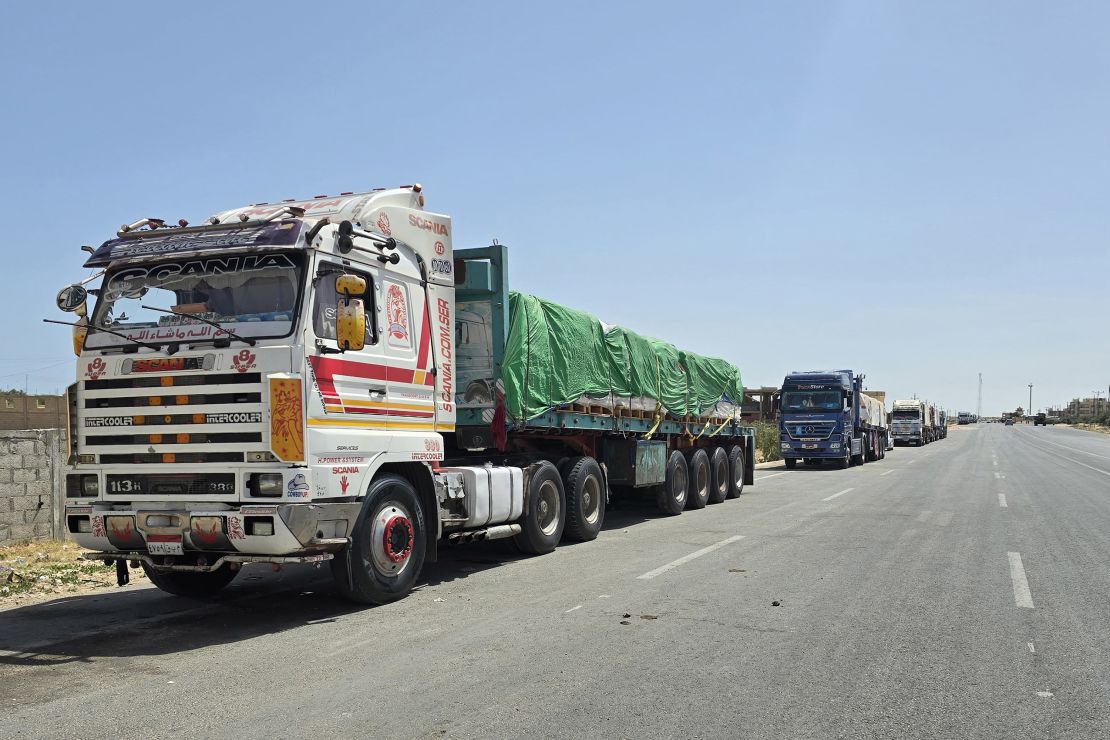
top-left (936, 408), bottom-right (948, 439)
top-left (50, 187), bottom-right (756, 605)
top-left (778, 370), bottom-right (887, 469)
top-left (891, 399), bottom-right (927, 445)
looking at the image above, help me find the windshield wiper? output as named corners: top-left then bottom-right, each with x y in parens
top-left (43, 318), bottom-right (168, 353)
top-left (140, 305), bottom-right (256, 346)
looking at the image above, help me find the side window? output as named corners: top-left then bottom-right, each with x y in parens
top-left (383, 280), bottom-right (413, 350)
top-left (312, 268), bottom-right (377, 345)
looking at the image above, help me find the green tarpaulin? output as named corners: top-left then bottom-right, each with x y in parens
top-left (502, 292), bottom-right (743, 422)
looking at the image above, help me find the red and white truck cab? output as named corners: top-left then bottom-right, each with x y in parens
top-left (56, 186), bottom-right (526, 603)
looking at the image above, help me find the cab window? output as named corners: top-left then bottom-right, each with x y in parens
top-left (312, 268), bottom-right (377, 345)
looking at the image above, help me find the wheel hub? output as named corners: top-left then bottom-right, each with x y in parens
top-left (382, 515), bottom-right (414, 563)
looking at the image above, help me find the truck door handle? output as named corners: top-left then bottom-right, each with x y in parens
top-left (368, 387), bottom-right (386, 400)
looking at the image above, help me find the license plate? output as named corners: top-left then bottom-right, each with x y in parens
top-left (802, 444), bottom-right (818, 449)
top-left (147, 534), bottom-right (183, 556)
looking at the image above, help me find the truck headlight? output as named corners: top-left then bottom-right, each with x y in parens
top-left (248, 473), bottom-right (284, 497)
top-left (830, 443), bottom-right (841, 450)
top-left (780, 443), bottom-right (790, 451)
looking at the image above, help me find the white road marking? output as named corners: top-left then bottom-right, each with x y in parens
top-left (1037, 691), bottom-right (1054, 698)
top-left (994, 472), bottom-right (1005, 479)
top-left (1008, 552), bottom-right (1035, 609)
top-left (756, 471), bottom-right (789, 481)
top-left (992, 460), bottom-right (998, 467)
top-left (598, 594), bottom-right (611, 599)
top-left (636, 535), bottom-right (745, 580)
top-left (907, 460), bottom-right (916, 465)
top-left (880, 470), bottom-right (895, 477)
top-left (1028, 642), bottom-right (1036, 654)
top-left (821, 487), bottom-right (855, 502)
top-left (1029, 432), bottom-right (1110, 461)
top-left (564, 604), bottom-right (583, 613)
top-left (998, 493), bottom-right (1008, 508)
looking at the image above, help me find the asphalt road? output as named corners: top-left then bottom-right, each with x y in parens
top-left (4, 424), bottom-right (1110, 739)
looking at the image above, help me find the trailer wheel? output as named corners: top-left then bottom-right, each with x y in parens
top-left (331, 473), bottom-right (426, 605)
top-left (685, 449), bottom-right (711, 510)
top-left (655, 450), bottom-right (688, 515)
top-left (562, 456), bottom-right (605, 542)
top-left (141, 563), bottom-right (238, 598)
top-left (726, 445), bottom-right (746, 498)
top-left (514, 461), bottom-right (566, 554)
top-left (707, 447), bottom-right (730, 504)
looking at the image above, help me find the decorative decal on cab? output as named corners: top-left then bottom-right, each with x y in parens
top-left (386, 284), bottom-right (409, 342)
top-left (377, 213), bottom-right (391, 236)
top-left (231, 349), bottom-right (257, 373)
top-left (85, 358), bottom-right (107, 380)
top-left (269, 376), bottom-right (305, 462)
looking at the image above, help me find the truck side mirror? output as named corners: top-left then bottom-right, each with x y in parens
top-left (56, 284), bottom-right (88, 315)
top-left (335, 275), bottom-right (368, 352)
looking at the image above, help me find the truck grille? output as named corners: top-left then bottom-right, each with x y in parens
top-left (106, 473), bottom-right (236, 496)
top-left (784, 421), bottom-right (836, 439)
top-left (81, 372), bottom-right (266, 464)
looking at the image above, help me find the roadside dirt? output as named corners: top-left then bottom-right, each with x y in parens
top-left (0, 540), bottom-right (148, 609)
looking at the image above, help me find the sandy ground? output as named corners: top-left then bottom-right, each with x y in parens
top-left (0, 540), bottom-right (148, 609)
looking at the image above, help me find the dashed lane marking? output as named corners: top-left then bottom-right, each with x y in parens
top-left (998, 493), bottom-right (1008, 508)
top-left (880, 470), bottom-right (895, 476)
top-left (755, 471), bottom-right (789, 481)
top-left (565, 604), bottom-right (583, 613)
top-left (1008, 552), bottom-right (1035, 609)
top-left (636, 535), bottom-right (745, 580)
top-left (821, 487), bottom-right (855, 502)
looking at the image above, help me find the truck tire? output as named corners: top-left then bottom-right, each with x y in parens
top-left (513, 461), bottom-right (566, 554)
top-left (726, 445), bottom-right (745, 498)
top-left (655, 450), bottom-right (688, 515)
top-left (141, 563), bottom-right (237, 598)
top-left (708, 447), bottom-right (730, 504)
top-left (562, 456), bottom-right (605, 542)
top-left (331, 473), bottom-right (426, 605)
top-left (837, 448), bottom-right (850, 469)
top-left (784, 458), bottom-right (797, 469)
top-left (685, 448), bottom-right (711, 510)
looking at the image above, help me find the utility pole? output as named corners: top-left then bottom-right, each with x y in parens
top-left (1028, 383), bottom-right (1033, 416)
top-left (977, 373), bottom-right (983, 420)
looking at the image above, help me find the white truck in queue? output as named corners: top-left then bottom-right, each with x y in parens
top-left (53, 186), bottom-right (755, 604)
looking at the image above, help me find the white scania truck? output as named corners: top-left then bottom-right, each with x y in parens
top-left (54, 187), bottom-right (754, 604)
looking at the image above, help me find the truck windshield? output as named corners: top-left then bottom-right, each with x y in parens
top-left (892, 410), bottom-right (921, 419)
top-left (781, 391), bottom-right (841, 411)
top-left (87, 252), bottom-right (304, 349)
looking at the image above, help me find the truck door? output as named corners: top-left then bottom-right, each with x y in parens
top-left (379, 275), bottom-right (436, 429)
top-left (306, 260), bottom-right (390, 426)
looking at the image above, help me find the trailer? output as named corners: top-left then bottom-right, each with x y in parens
top-left (778, 370), bottom-right (887, 469)
top-left (52, 187), bottom-right (755, 605)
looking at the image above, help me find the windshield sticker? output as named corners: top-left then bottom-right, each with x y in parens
top-left (103, 254), bottom-right (297, 301)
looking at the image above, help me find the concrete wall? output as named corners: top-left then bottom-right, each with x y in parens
top-left (0, 430), bottom-right (65, 545)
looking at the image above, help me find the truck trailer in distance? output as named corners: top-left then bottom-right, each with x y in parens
top-left (778, 370), bottom-right (887, 469)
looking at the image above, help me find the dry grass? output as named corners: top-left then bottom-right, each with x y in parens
top-left (0, 539), bottom-right (147, 608)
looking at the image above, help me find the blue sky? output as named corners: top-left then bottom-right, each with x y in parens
top-left (1, 1), bottom-right (1107, 414)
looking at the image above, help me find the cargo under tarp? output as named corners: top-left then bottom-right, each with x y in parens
top-left (501, 292), bottom-right (744, 423)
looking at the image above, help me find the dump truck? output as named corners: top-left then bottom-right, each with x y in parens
top-left (778, 370), bottom-right (887, 469)
top-left (51, 187), bottom-right (755, 605)
top-left (891, 399), bottom-right (927, 445)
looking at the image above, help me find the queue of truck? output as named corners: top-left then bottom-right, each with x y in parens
top-left (48, 186), bottom-right (947, 605)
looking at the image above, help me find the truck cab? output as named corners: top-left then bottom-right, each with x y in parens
top-left (891, 400), bottom-right (926, 445)
top-left (778, 370), bottom-right (859, 469)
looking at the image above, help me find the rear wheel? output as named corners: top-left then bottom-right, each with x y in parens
top-left (562, 456), bottom-right (605, 542)
top-left (707, 447), bottom-right (730, 504)
top-left (332, 473), bottom-right (426, 605)
top-left (655, 450), bottom-right (688, 515)
top-left (142, 563), bottom-right (237, 598)
top-left (726, 445), bottom-right (746, 498)
top-left (685, 448), bottom-right (711, 510)
top-left (514, 461), bottom-right (566, 554)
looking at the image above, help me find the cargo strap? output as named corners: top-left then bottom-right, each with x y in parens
top-left (643, 409), bottom-right (663, 439)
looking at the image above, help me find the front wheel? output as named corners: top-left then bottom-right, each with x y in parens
top-left (784, 458), bottom-right (797, 469)
top-left (332, 473), bottom-right (426, 605)
top-left (141, 563), bottom-right (238, 598)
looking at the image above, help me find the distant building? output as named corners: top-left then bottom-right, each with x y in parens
top-left (0, 393), bottom-right (66, 430)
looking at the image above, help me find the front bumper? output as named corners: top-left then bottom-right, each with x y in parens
top-left (65, 501), bottom-right (362, 558)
